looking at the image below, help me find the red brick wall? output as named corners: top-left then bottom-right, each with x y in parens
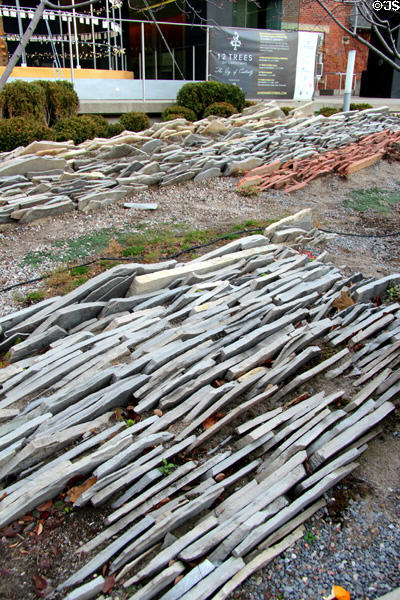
top-left (299, 0), bottom-right (370, 90)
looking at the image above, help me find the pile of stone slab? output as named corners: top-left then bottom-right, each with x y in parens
top-left (0, 104), bottom-right (399, 224)
top-left (237, 128), bottom-right (400, 194)
top-left (0, 211), bottom-right (399, 599)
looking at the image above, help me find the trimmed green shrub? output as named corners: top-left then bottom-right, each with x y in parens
top-left (177, 81), bottom-right (245, 117)
top-left (53, 115), bottom-right (99, 145)
top-left (36, 80), bottom-right (79, 126)
top-left (0, 80), bottom-right (47, 122)
top-left (107, 122), bottom-right (124, 137)
top-left (349, 102), bottom-right (373, 111)
top-left (84, 114), bottom-right (110, 138)
top-left (315, 106), bottom-right (340, 117)
top-left (162, 104), bottom-right (197, 122)
top-left (0, 116), bottom-right (54, 152)
top-left (119, 111), bottom-right (150, 132)
top-left (244, 100), bottom-right (257, 108)
top-left (203, 101), bottom-right (237, 118)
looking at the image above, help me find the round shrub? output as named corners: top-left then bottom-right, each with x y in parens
top-left (0, 116), bottom-right (54, 152)
top-left (244, 100), bottom-right (257, 108)
top-left (177, 81), bottom-right (245, 117)
top-left (162, 104), bottom-right (197, 122)
top-left (36, 80), bottom-right (79, 126)
top-left (203, 102), bottom-right (237, 118)
top-left (119, 111), bottom-right (150, 132)
top-left (0, 80), bottom-right (47, 122)
top-left (53, 115), bottom-right (99, 145)
top-left (107, 122), bottom-right (124, 137)
top-left (316, 106), bottom-right (339, 117)
top-left (349, 103), bottom-right (373, 111)
top-left (84, 114), bottom-right (110, 138)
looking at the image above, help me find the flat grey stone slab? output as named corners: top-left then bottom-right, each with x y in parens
top-left (124, 202), bottom-right (158, 210)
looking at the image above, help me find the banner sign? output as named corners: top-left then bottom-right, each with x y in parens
top-left (209, 27), bottom-right (319, 100)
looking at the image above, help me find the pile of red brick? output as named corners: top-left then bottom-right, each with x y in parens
top-left (237, 129), bottom-right (400, 195)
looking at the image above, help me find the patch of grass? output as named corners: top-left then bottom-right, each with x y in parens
top-left (21, 228), bottom-right (119, 266)
top-left (158, 458), bottom-right (175, 476)
top-left (386, 284), bottom-right (400, 303)
top-left (17, 218), bottom-right (279, 303)
top-left (344, 188), bottom-right (400, 213)
top-left (21, 290), bottom-right (46, 305)
top-left (304, 530), bottom-right (316, 544)
top-left (69, 265), bottom-right (89, 276)
top-left (122, 244), bottom-right (146, 257)
top-left (237, 185), bottom-right (259, 197)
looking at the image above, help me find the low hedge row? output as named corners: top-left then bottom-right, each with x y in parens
top-left (0, 110), bottom-right (149, 152)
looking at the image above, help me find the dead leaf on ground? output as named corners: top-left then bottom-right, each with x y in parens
top-left (67, 476), bottom-right (97, 503)
top-left (37, 500), bottom-right (52, 512)
top-left (1, 523), bottom-right (23, 537)
top-left (332, 290), bottom-right (355, 310)
top-left (202, 412), bottom-right (226, 430)
top-left (33, 573), bottom-right (48, 595)
top-left (102, 574), bottom-right (115, 594)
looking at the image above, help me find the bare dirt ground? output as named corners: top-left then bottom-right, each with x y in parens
top-left (0, 162), bottom-right (399, 599)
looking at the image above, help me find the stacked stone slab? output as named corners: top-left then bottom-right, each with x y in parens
top-left (237, 128), bottom-right (400, 193)
top-left (0, 212), bottom-right (399, 598)
top-left (0, 105), bottom-right (399, 224)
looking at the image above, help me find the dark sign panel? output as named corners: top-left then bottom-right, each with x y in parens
top-left (210, 27), bottom-right (299, 99)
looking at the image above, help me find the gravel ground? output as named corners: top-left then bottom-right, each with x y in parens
top-left (1, 160), bottom-right (400, 317)
top-left (235, 494), bottom-right (400, 600)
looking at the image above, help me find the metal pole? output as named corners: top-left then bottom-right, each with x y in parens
top-left (139, 51), bottom-right (141, 79)
top-left (111, 4), bottom-right (117, 69)
top-left (172, 47), bottom-right (175, 79)
top-left (67, 17), bottom-right (75, 85)
top-left (343, 49), bottom-right (356, 111)
top-left (15, 0), bottom-right (27, 66)
top-left (155, 50), bottom-right (157, 79)
top-left (72, 0), bottom-right (80, 68)
top-left (205, 26), bottom-right (210, 81)
top-left (0, 0), bottom-right (46, 93)
top-left (58, 1), bottom-right (66, 69)
top-left (118, 4), bottom-right (124, 71)
top-left (141, 21), bottom-right (145, 100)
top-left (90, 3), bottom-right (96, 69)
top-left (105, 0), bottom-right (111, 69)
top-left (192, 44), bottom-right (195, 80)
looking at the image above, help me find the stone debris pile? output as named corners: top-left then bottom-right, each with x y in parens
top-left (0, 104), bottom-right (399, 224)
top-left (0, 212), bottom-right (399, 599)
top-left (238, 128), bottom-right (400, 194)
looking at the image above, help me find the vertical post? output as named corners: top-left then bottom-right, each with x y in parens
top-left (111, 4), bottom-right (117, 69)
top-left (192, 45), bottom-right (195, 80)
top-left (206, 26), bottom-right (210, 81)
top-left (155, 50), bottom-right (157, 80)
top-left (105, 0), bottom-right (112, 69)
top-left (72, 0), bottom-right (80, 68)
top-left (172, 47), bottom-right (175, 79)
top-left (343, 49), bottom-right (355, 111)
top-left (58, 1), bottom-right (66, 69)
top-left (15, 0), bottom-right (27, 66)
top-left (90, 3), bottom-right (96, 70)
top-left (141, 21), bottom-right (145, 100)
top-left (118, 4), bottom-right (124, 71)
top-left (139, 52), bottom-right (142, 79)
top-left (67, 17), bottom-right (75, 85)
